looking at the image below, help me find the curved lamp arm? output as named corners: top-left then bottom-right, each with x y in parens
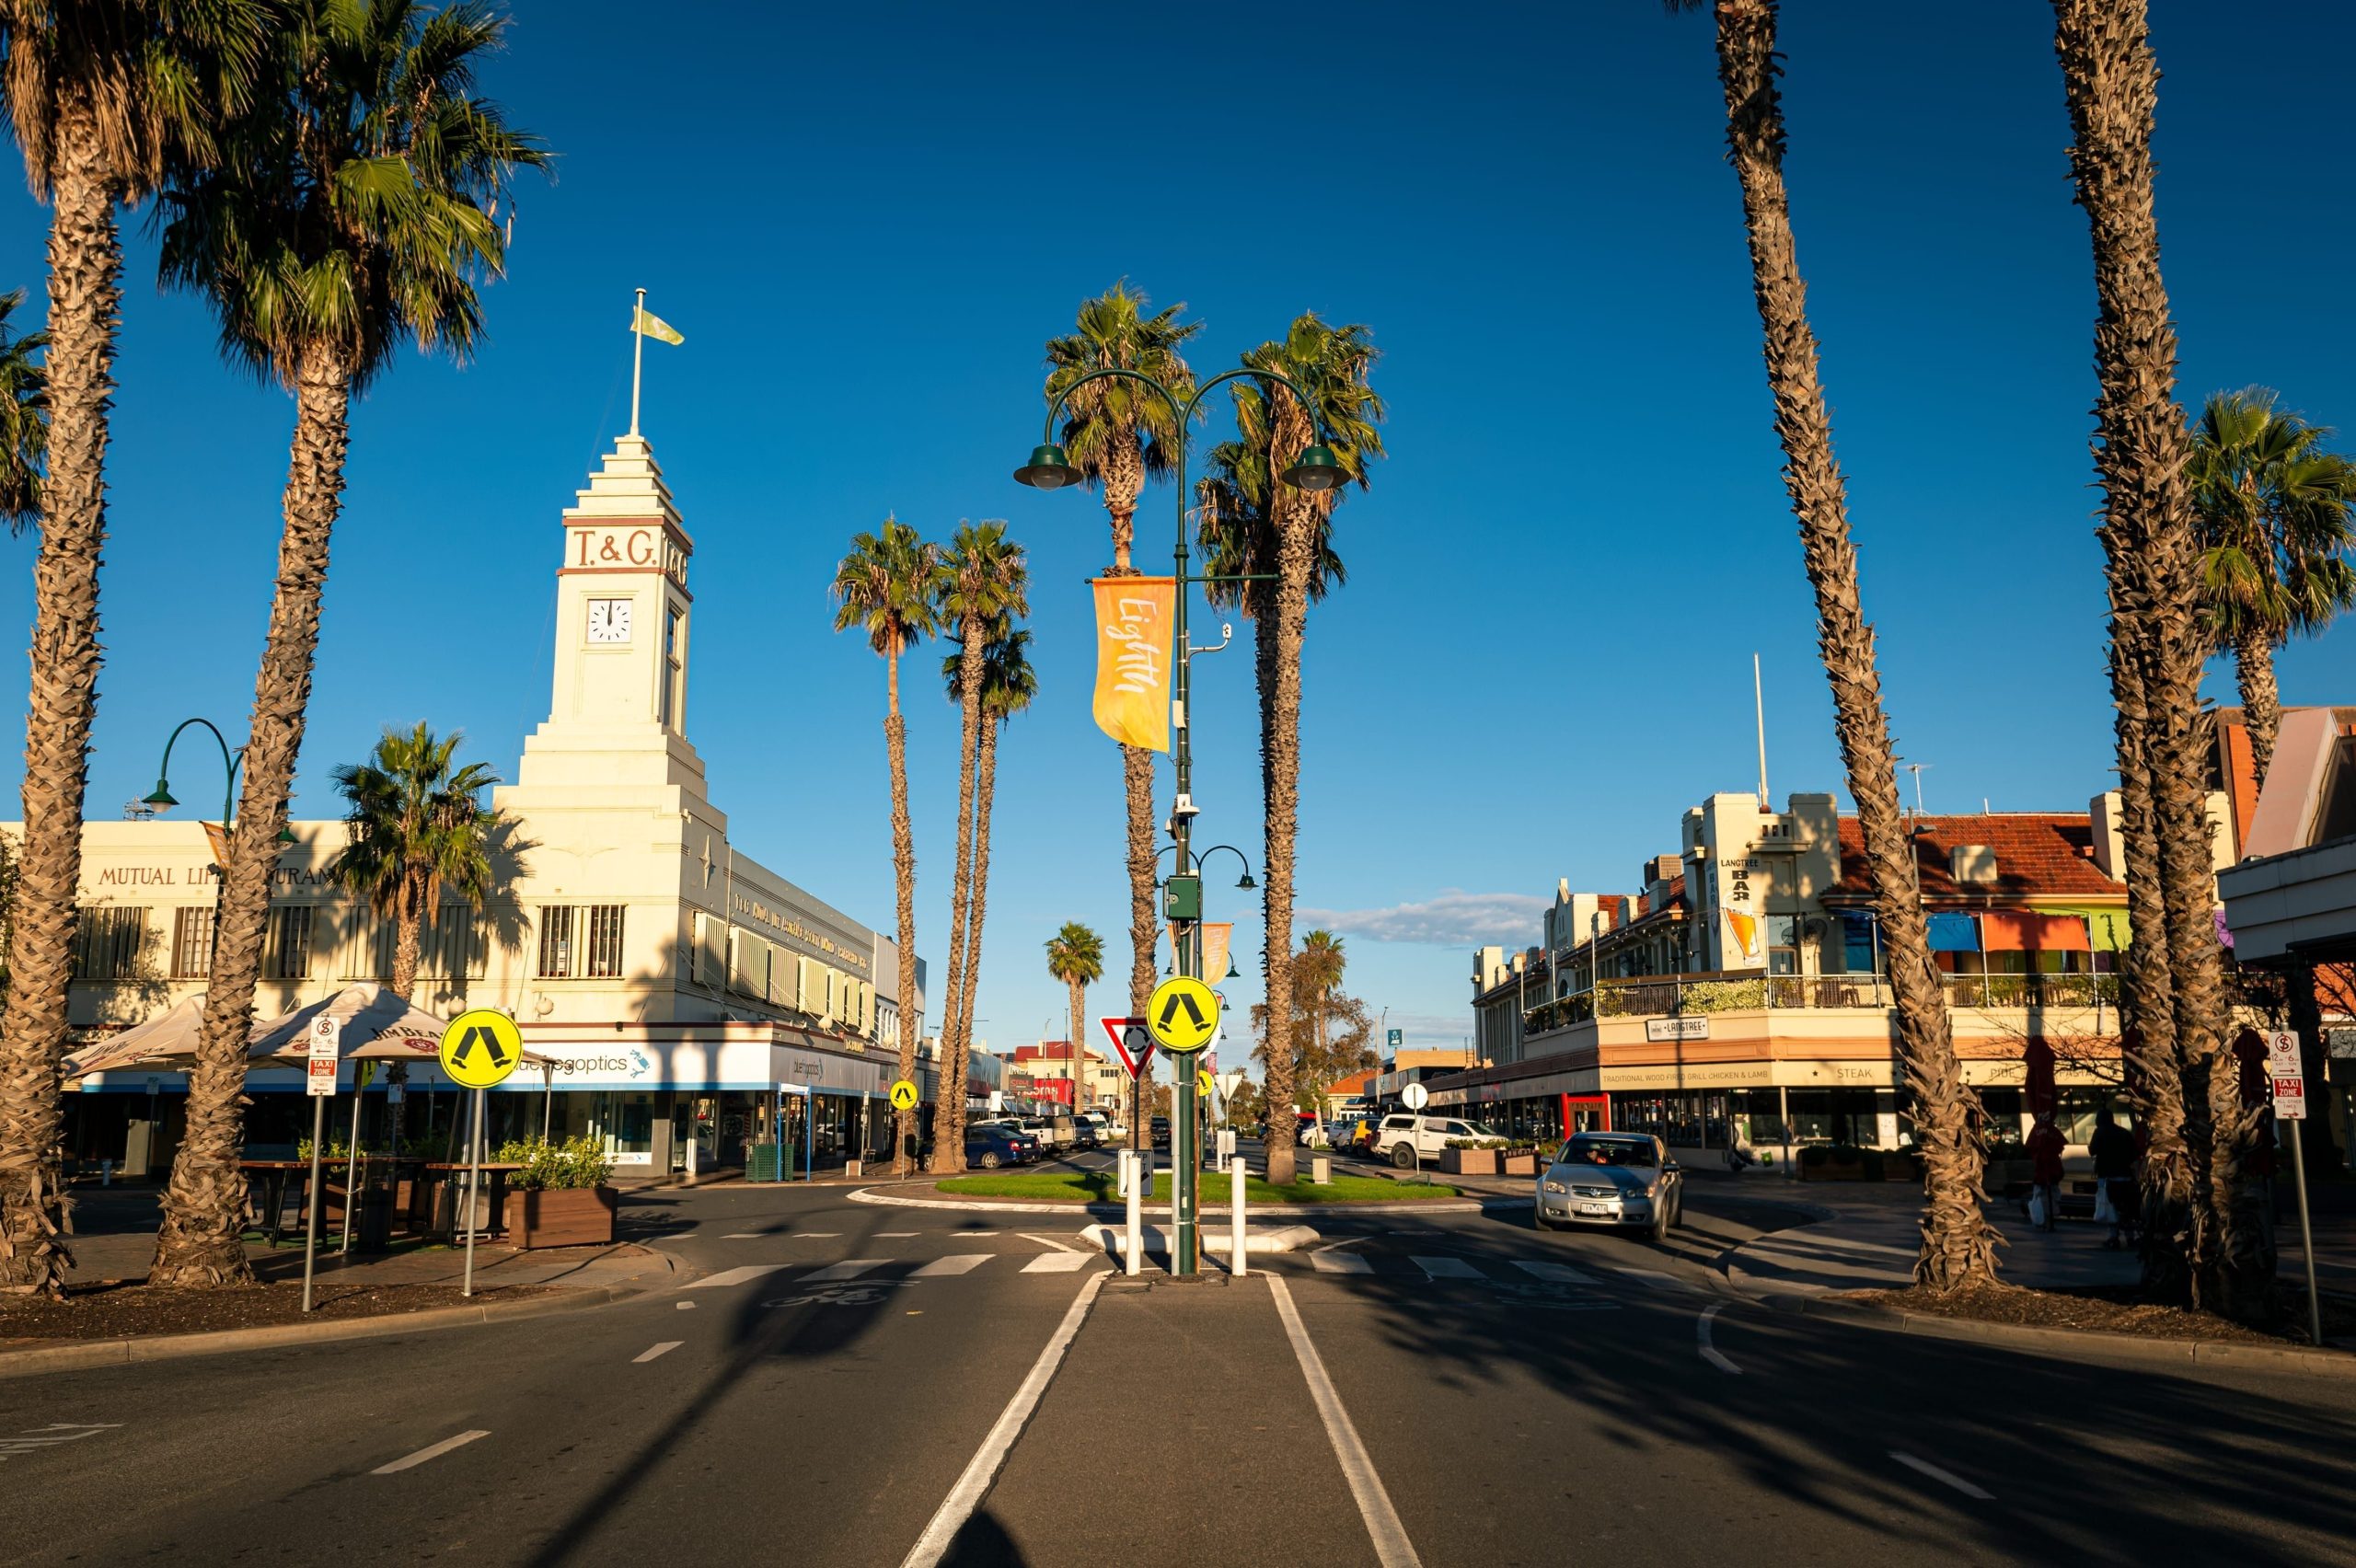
top-left (148, 717), bottom-right (242, 827)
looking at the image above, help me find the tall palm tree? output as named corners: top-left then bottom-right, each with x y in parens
top-left (1044, 284), bottom-right (1200, 1105)
top-left (2051, 0), bottom-right (2257, 1316)
top-left (1045, 921), bottom-right (1104, 1109)
top-left (1203, 314), bottom-right (1383, 1185)
top-left (833, 517), bottom-right (942, 1165)
top-left (925, 523), bottom-right (1027, 1173)
top-left (0, 289), bottom-right (47, 527)
top-left (326, 723), bottom-right (512, 1001)
top-left (0, 0), bottom-right (262, 1297)
top-left (147, 0), bottom-right (546, 1287)
top-left (1297, 928), bottom-right (1345, 1066)
top-left (945, 627), bottom-right (1034, 1126)
top-left (2189, 389), bottom-right (2356, 783)
top-left (1669, 0), bottom-right (1994, 1290)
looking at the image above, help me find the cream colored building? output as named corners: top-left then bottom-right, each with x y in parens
top-left (53, 435), bottom-right (923, 1178)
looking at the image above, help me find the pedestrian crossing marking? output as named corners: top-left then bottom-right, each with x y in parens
top-left (1514, 1260), bottom-right (1599, 1285)
top-left (687, 1264), bottom-right (791, 1288)
top-left (911, 1254), bottom-right (993, 1277)
top-left (1310, 1251), bottom-right (1372, 1274)
top-left (1412, 1256), bottom-right (1483, 1280)
top-left (1022, 1251), bottom-right (1094, 1274)
top-left (801, 1259), bottom-right (889, 1282)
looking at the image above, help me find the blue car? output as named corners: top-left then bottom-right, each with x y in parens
top-left (965, 1125), bottom-right (1036, 1169)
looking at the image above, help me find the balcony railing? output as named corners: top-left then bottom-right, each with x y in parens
top-left (1522, 970), bottom-right (2127, 1035)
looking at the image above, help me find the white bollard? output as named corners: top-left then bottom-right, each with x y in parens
top-left (1230, 1156), bottom-right (1248, 1276)
top-left (1124, 1151), bottom-right (1143, 1277)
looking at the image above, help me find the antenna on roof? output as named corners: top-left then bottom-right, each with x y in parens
top-left (1905, 762), bottom-right (1933, 816)
top-left (1753, 652), bottom-right (1770, 805)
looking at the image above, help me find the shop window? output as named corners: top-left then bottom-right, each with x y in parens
top-left (264, 905), bottom-right (314, 980)
top-left (74, 906), bottom-right (145, 980)
top-left (170, 906), bottom-right (214, 980)
top-left (1766, 914), bottom-right (1800, 976)
top-left (585, 905), bottom-right (627, 977)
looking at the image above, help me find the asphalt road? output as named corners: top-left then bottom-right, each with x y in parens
top-left (6, 1164), bottom-right (2356, 1567)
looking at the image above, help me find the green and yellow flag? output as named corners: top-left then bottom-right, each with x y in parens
top-left (631, 306), bottom-right (684, 345)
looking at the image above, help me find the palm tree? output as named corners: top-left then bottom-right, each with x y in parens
top-left (1668, 0), bottom-right (1995, 1291)
top-left (945, 626), bottom-right (1034, 1129)
top-left (146, 0), bottom-right (546, 1288)
top-left (1297, 928), bottom-right (1345, 1066)
top-left (925, 523), bottom-right (1028, 1173)
top-left (1044, 284), bottom-right (1201, 1100)
top-left (0, 289), bottom-right (47, 527)
top-left (326, 723), bottom-right (513, 1001)
top-left (2051, 0), bottom-right (2256, 1316)
top-left (1045, 922), bottom-right (1104, 1111)
top-left (833, 517), bottom-right (942, 1166)
top-left (0, 0), bottom-right (262, 1297)
top-left (2190, 389), bottom-right (2356, 783)
top-left (1202, 314), bottom-right (1384, 1185)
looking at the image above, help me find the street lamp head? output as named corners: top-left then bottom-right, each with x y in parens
top-left (1281, 443), bottom-right (1347, 493)
top-left (1236, 871), bottom-right (1256, 890)
top-left (1013, 443), bottom-right (1085, 490)
top-left (1226, 957), bottom-right (1241, 979)
top-left (143, 779), bottom-right (179, 810)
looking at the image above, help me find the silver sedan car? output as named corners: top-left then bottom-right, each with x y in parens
top-left (1534, 1132), bottom-right (1684, 1240)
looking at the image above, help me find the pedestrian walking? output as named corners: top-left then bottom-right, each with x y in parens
top-left (2089, 1107), bottom-right (2138, 1251)
top-left (2027, 1112), bottom-right (2066, 1233)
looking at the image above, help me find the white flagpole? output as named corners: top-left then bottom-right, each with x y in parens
top-left (629, 285), bottom-right (646, 436)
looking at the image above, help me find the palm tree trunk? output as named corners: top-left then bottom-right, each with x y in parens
top-left (2050, 0), bottom-right (2261, 1320)
top-left (1261, 406), bottom-right (1322, 1188)
top-left (2233, 627), bottom-right (2281, 787)
top-left (150, 347), bottom-right (352, 1287)
top-left (1713, 0), bottom-right (1996, 1291)
top-left (954, 718), bottom-right (1000, 1125)
top-left (1067, 975), bottom-right (1086, 1106)
top-left (885, 648), bottom-right (920, 1168)
top-left (390, 875), bottom-right (424, 1002)
top-left (927, 621), bottom-right (987, 1175)
top-left (0, 105), bottom-right (117, 1297)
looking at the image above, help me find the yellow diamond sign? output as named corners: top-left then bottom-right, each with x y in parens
top-left (889, 1078), bottom-right (919, 1112)
top-left (1148, 975), bottom-right (1218, 1055)
top-left (439, 1008), bottom-right (523, 1090)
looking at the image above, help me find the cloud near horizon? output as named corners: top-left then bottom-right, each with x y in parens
top-left (1296, 890), bottom-right (1547, 948)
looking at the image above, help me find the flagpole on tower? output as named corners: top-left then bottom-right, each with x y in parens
top-left (629, 286), bottom-right (647, 436)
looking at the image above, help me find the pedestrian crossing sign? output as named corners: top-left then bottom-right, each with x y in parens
top-left (439, 1009), bottom-right (523, 1090)
top-left (1148, 976), bottom-right (1218, 1054)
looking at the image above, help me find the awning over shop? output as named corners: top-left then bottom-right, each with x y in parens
top-left (1927, 912), bottom-right (1981, 951)
top-left (1980, 912), bottom-right (2091, 952)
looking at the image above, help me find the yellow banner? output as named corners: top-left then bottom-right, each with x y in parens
top-left (1091, 577), bottom-right (1173, 752)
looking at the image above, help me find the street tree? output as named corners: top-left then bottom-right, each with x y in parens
top-left (2050, 0), bottom-right (2264, 1316)
top-left (1045, 921), bottom-right (1104, 1108)
top-left (326, 724), bottom-right (516, 1002)
top-left (1201, 315), bottom-right (1383, 1184)
top-left (0, 288), bottom-right (47, 526)
top-left (1666, 0), bottom-right (1995, 1291)
top-left (1250, 946), bottom-right (1378, 1117)
top-left (832, 517), bottom-right (943, 1165)
top-left (943, 625), bottom-right (1034, 1136)
top-left (1043, 284), bottom-right (1200, 1095)
top-left (0, 0), bottom-right (265, 1297)
top-left (147, 0), bottom-right (546, 1287)
top-left (925, 523), bottom-right (1026, 1173)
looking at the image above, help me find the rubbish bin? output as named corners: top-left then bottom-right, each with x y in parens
top-left (357, 1188), bottom-right (395, 1253)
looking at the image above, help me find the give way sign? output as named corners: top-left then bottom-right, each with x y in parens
top-left (1099, 1016), bottom-right (1157, 1079)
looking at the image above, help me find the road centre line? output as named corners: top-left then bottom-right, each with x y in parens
top-left (1697, 1305), bottom-right (1740, 1375)
top-left (372, 1430), bottom-right (490, 1475)
top-left (876, 1232), bottom-right (920, 1238)
top-left (1890, 1450), bottom-right (1994, 1501)
top-left (633, 1342), bottom-right (683, 1364)
top-left (1266, 1275), bottom-right (1424, 1568)
top-left (722, 1233), bottom-right (766, 1239)
top-left (899, 1270), bottom-right (1109, 1568)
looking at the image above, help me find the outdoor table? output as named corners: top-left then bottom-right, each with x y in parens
top-left (240, 1159), bottom-right (314, 1247)
top-left (421, 1161), bottom-right (525, 1239)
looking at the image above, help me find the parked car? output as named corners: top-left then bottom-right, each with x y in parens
top-left (964, 1125), bottom-right (1035, 1170)
top-left (1019, 1113), bottom-right (1077, 1151)
top-left (1150, 1116), bottom-right (1171, 1149)
top-left (1096, 1113), bottom-right (1128, 1141)
top-left (1069, 1118), bottom-right (1102, 1151)
top-left (1535, 1132), bottom-right (1683, 1240)
top-left (1374, 1113), bottom-right (1500, 1170)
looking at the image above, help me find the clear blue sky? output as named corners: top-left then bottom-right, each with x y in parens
top-left (1, 2), bottom-right (2350, 1071)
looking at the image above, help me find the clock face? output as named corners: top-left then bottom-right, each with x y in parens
top-left (586, 598), bottom-right (633, 644)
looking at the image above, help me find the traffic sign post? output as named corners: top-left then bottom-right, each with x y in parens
top-left (300, 1016), bottom-right (341, 1313)
top-left (1149, 976), bottom-right (1221, 1274)
top-left (1401, 1080), bottom-right (1430, 1184)
top-left (2269, 1031), bottom-right (2323, 1344)
top-left (888, 1078), bottom-right (918, 1181)
top-left (1101, 1016), bottom-right (1157, 1175)
top-left (441, 1009), bottom-right (523, 1298)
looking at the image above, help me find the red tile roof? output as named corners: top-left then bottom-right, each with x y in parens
top-left (1826, 813), bottom-right (2123, 903)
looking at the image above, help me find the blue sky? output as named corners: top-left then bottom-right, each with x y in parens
top-left (1, 1), bottom-right (2351, 1071)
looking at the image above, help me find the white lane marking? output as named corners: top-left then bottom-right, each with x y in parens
top-left (1614, 1267), bottom-right (1681, 1289)
top-left (1268, 1275), bottom-right (1424, 1568)
top-left (802, 1259), bottom-right (888, 1282)
top-left (1311, 1251), bottom-right (1374, 1275)
top-left (794, 1232), bottom-right (842, 1239)
top-left (675, 1301), bottom-right (696, 1310)
top-left (1022, 1251), bottom-right (1092, 1274)
top-left (899, 1270), bottom-right (1108, 1568)
top-left (877, 1232), bottom-right (920, 1238)
top-left (912, 1254), bottom-right (993, 1277)
top-left (1308, 1234), bottom-right (1368, 1253)
top-left (957, 1230), bottom-right (1000, 1237)
top-left (0, 1424), bottom-right (121, 1461)
top-left (722, 1232), bottom-right (767, 1239)
top-left (633, 1341), bottom-right (684, 1365)
top-left (687, 1264), bottom-right (791, 1289)
top-left (372, 1430), bottom-right (491, 1475)
top-left (1514, 1260), bottom-right (1598, 1285)
top-left (1697, 1304), bottom-right (1741, 1375)
top-left (1411, 1256), bottom-right (1483, 1280)
top-left (1018, 1232), bottom-right (1080, 1253)
top-left (1891, 1450), bottom-right (1994, 1501)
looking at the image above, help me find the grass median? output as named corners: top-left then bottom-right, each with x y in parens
top-left (933, 1170), bottom-right (1461, 1204)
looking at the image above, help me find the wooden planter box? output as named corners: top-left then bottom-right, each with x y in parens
top-left (1440, 1147), bottom-right (1499, 1176)
top-left (1499, 1152), bottom-right (1540, 1176)
top-left (502, 1186), bottom-right (617, 1249)
top-left (1800, 1151), bottom-right (1869, 1182)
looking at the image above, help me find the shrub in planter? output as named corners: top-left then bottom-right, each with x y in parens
top-left (495, 1136), bottom-right (618, 1247)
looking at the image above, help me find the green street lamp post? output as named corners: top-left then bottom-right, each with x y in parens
top-left (1020, 366), bottom-right (1342, 1276)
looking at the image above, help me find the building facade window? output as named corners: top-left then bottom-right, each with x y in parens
top-left (661, 607), bottom-right (684, 729)
top-left (540, 904), bottom-right (625, 979)
top-left (170, 905), bottom-right (215, 980)
top-left (265, 905), bottom-right (315, 979)
top-left (585, 905), bottom-right (627, 977)
top-left (74, 906), bottom-right (145, 979)
top-left (538, 905), bottom-right (576, 978)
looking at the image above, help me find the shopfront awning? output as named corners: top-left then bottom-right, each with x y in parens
top-left (1980, 912), bottom-right (2091, 952)
top-left (1927, 912), bottom-right (1981, 951)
